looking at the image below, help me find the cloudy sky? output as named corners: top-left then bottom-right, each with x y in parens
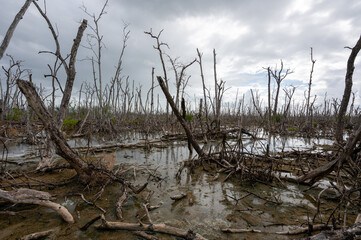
top-left (1, 0), bottom-right (361, 110)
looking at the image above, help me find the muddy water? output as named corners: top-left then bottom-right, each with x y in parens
top-left (0, 133), bottom-right (355, 239)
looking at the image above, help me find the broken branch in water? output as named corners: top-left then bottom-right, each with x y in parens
top-left (170, 193), bottom-right (187, 201)
top-left (0, 188), bottom-right (74, 223)
top-left (96, 215), bottom-right (208, 240)
top-left (18, 228), bottom-right (56, 240)
top-left (116, 186), bottom-right (127, 220)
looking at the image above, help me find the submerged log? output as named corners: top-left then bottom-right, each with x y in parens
top-left (170, 193), bottom-right (186, 201)
top-left (0, 188), bottom-right (74, 223)
top-left (18, 228), bottom-right (56, 240)
top-left (97, 215), bottom-right (208, 240)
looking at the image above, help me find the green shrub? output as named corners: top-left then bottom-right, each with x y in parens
top-left (185, 114), bottom-right (193, 122)
top-left (6, 107), bottom-right (24, 121)
top-left (62, 116), bottom-right (79, 131)
top-left (288, 126), bottom-right (297, 131)
top-left (275, 114), bottom-right (283, 123)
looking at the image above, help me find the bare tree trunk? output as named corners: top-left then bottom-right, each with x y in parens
top-left (157, 76), bottom-right (205, 157)
top-left (213, 49), bottom-right (220, 129)
top-left (144, 30), bottom-right (169, 121)
top-left (267, 67), bottom-right (272, 130)
top-left (17, 80), bottom-right (96, 183)
top-left (0, 0), bottom-right (33, 60)
top-left (197, 48), bottom-right (209, 125)
top-left (150, 67), bottom-right (154, 114)
top-left (335, 34), bottom-right (361, 143)
top-left (81, 1), bottom-right (110, 117)
top-left (250, 89), bottom-right (263, 118)
top-left (306, 47), bottom-right (316, 118)
top-left (270, 60), bottom-right (293, 122)
top-left (32, 2), bottom-right (87, 170)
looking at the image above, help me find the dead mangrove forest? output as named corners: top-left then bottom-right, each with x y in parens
top-left (1, 1), bottom-right (361, 239)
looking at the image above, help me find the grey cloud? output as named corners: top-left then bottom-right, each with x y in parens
top-left (1, 0), bottom-right (361, 108)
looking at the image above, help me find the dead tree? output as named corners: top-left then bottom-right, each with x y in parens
top-left (157, 76), bottom-right (205, 157)
top-left (18, 80), bottom-right (99, 183)
top-left (32, 2), bottom-right (84, 129)
top-left (145, 30), bottom-right (170, 119)
top-left (81, 0), bottom-right (109, 114)
top-left (267, 67), bottom-right (272, 130)
top-left (270, 60), bottom-right (293, 123)
top-left (213, 49), bottom-right (222, 130)
top-left (335, 34), bottom-right (361, 143)
top-left (30, 2), bottom-right (91, 170)
top-left (0, 56), bottom-right (28, 120)
top-left (28, 1), bottom-right (87, 170)
top-left (197, 49), bottom-right (209, 124)
top-left (167, 55), bottom-right (196, 109)
top-left (108, 23), bottom-right (130, 111)
top-left (283, 85), bottom-right (296, 120)
top-left (306, 47), bottom-right (316, 118)
top-left (0, 0), bottom-right (33, 60)
top-left (150, 67), bottom-right (155, 114)
top-left (250, 89), bottom-right (263, 118)
top-left (298, 35), bottom-right (361, 184)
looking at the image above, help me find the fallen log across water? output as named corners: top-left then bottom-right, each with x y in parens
top-left (96, 215), bottom-right (208, 240)
top-left (0, 188), bottom-right (74, 223)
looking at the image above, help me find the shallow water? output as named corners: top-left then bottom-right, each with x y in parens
top-left (0, 132), bottom-right (355, 239)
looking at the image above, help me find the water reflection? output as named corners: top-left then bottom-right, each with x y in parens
top-left (0, 131), bottom-right (348, 239)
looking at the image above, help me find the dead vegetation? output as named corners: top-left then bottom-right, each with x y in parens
top-left (1, 1), bottom-right (361, 239)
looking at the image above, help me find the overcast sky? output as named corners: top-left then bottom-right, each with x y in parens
top-left (1, 0), bottom-right (361, 110)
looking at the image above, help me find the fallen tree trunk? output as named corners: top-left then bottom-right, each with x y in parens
top-left (0, 188), bottom-right (73, 223)
top-left (96, 215), bottom-right (208, 240)
top-left (297, 119), bottom-right (361, 184)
